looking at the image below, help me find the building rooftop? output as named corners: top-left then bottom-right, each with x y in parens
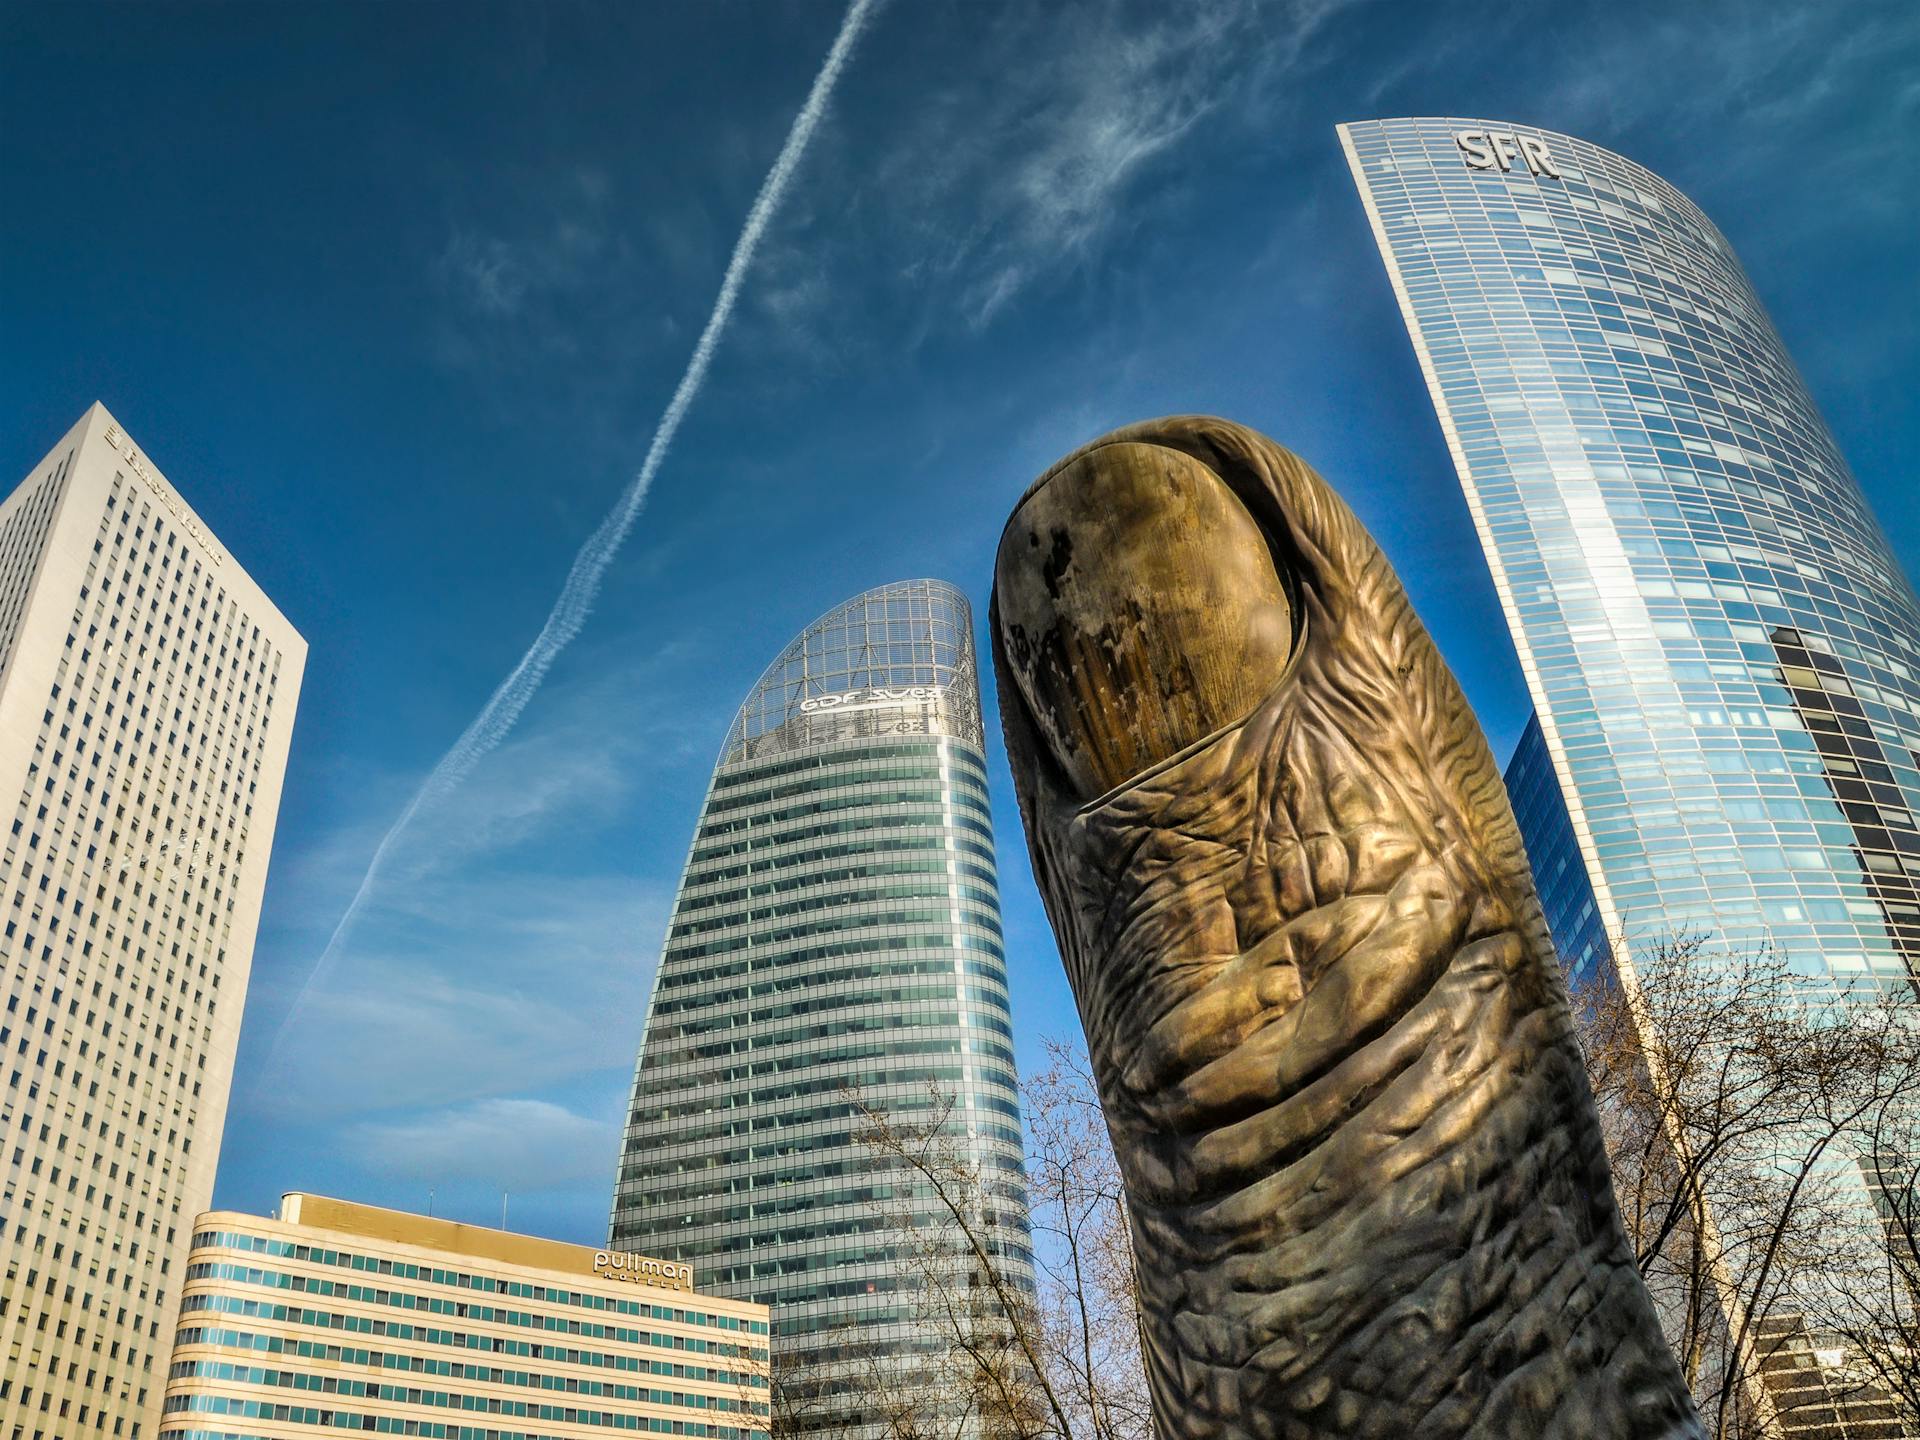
top-left (214, 1191), bottom-right (705, 1294)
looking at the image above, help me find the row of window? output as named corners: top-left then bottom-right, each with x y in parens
top-left (628, 1059), bottom-right (1018, 1127)
top-left (695, 785), bottom-right (992, 842)
top-left (168, 1359), bottom-right (768, 1416)
top-left (699, 762), bottom-right (986, 821)
top-left (162, 1432), bottom-right (762, 1440)
top-left (622, 1084), bottom-right (1022, 1156)
top-left (688, 809), bottom-right (993, 866)
top-left (632, 1032), bottom-right (1017, 1102)
top-left (183, 1271), bottom-right (768, 1348)
top-left (188, 1233), bottom-right (759, 1330)
top-left (613, 1140), bottom-right (1029, 1219)
top-left (661, 903), bottom-right (1001, 966)
top-left (653, 979), bottom-right (1011, 1044)
top-left (706, 740), bottom-right (984, 796)
top-left (682, 828), bottom-right (996, 892)
top-left (172, 1326), bottom-right (762, 1388)
top-left (672, 854), bottom-right (997, 925)
top-left (616, 1113), bottom-right (1027, 1185)
top-left (653, 929), bottom-right (1004, 998)
top-left (607, 1171), bottom-right (1032, 1247)
top-left (649, 952), bottom-right (1013, 1020)
top-left (650, 1002), bottom-right (1013, 1072)
top-left (668, 879), bottom-right (998, 942)
top-left (162, 1392), bottom-right (766, 1438)
top-left (176, 1297), bottom-right (766, 1369)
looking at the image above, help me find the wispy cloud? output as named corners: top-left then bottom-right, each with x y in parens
top-left (290, 951), bottom-right (655, 1117)
top-left (944, 9), bottom-right (1228, 323)
top-left (350, 1098), bottom-right (619, 1194)
top-left (240, 642), bottom-right (725, 1121)
top-left (437, 231), bottom-right (535, 318)
top-left (741, 0), bottom-right (1352, 358)
top-left (266, 0), bottom-right (884, 1074)
top-left (430, 165), bottom-right (624, 358)
top-left (948, 0), bottom-right (1353, 322)
top-left (249, 831), bottom-right (672, 1119)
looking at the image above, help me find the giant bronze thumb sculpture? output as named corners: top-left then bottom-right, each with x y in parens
top-left (991, 417), bottom-right (1702, 1439)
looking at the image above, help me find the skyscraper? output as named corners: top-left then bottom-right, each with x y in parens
top-left (1342, 117), bottom-right (1920, 1431)
top-left (0, 404), bottom-right (306, 1438)
top-left (1340, 116), bottom-right (1920, 999)
top-left (610, 578), bottom-right (1032, 1437)
top-left (1503, 713), bottom-right (1607, 985)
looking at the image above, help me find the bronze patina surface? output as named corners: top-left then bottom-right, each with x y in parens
top-left (991, 416), bottom-right (1702, 1439)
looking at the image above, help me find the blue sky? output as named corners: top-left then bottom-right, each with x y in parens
top-left (2, 0), bottom-right (1914, 1246)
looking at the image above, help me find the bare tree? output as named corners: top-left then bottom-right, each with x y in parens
top-left (852, 1085), bottom-right (1062, 1440)
top-left (819, 939), bottom-right (1920, 1440)
top-left (1571, 935), bottom-right (1920, 1438)
top-left (770, 1308), bottom-right (1018, 1440)
top-left (844, 1055), bottom-right (1154, 1440)
top-left (1022, 1040), bottom-right (1153, 1440)
top-left (1801, 1094), bottom-right (1920, 1434)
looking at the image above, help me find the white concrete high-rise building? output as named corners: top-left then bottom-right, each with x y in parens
top-left (0, 404), bottom-right (306, 1440)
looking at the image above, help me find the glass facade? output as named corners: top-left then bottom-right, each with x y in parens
top-left (1345, 119), bottom-right (1920, 1431)
top-left (1505, 712), bottom-right (1607, 985)
top-left (1341, 118), bottom-right (1920, 1000)
top-left (609, 579), bottom-right (1033, 1439)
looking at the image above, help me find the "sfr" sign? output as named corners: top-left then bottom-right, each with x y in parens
top-left (1455, 130), bottom-right (1561, 178)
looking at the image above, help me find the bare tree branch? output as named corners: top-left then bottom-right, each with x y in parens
top-left (1572, 934), bottom-right (1920, 1438)
top-left (831, 1055), bottom-right (1153, 1440)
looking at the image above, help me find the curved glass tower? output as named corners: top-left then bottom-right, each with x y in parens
top-left (610, 579), bottom-right (1033, 1436)
top-left (1343, 118), bottom-right (1920, 1432)
top-left (1341, 118), bottom-right (1920, 999)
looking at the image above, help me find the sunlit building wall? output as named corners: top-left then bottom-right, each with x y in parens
top-left (163, 1192), bottom-right (769, 1440)
top-left (1342, 116), bottom-right (1920, 996)
top-left (0, 404), bottom-right (306, 1439)
top-left (1344, 116), bottom-right (1920, 1434)
top-left (609, 579), bottom-right (1033, 1438)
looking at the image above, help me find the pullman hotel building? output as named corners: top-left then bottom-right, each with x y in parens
top-left (161, 1192), bottom-right (770, 1440)
top-left (610, 579), bottom-right (1033, 1439)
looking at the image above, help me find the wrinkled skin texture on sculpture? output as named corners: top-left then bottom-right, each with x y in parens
top-left (991, 417), bottom-right (1703, 1440)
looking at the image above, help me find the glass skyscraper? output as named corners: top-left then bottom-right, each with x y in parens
top-left (1340, 117), bottom-right (1920, 999)
top-left (1342, 117), bottom-right (1920, 1434)
top-left (610, 579), bottom-right (1033, 1438)
top-left (1504, 713), bottom-right (1608, 985)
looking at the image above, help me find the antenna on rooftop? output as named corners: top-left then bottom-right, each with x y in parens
top-left (501, 1191), bottom-right (509, 1230)
top-left (427, 1188), bottom-right (435, 1219)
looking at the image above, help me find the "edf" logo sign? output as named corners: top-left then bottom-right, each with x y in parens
top-left (1455, 130), bottom-right (1561, 178)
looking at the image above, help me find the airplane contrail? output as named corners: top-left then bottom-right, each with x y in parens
top-left (263, 0), bottom-right (882, 1070)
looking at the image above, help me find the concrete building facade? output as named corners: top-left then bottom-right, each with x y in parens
top-left (1, 404), bottom-right (307, 1438)
top-left (163, 1193), bottom-right (770, 1440)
